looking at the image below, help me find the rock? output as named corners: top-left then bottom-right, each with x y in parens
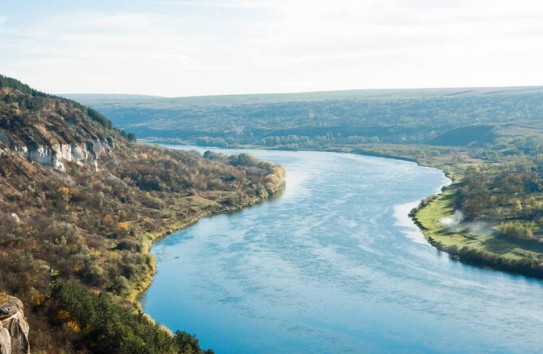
top-left (0, 131), bottom-right (9, 146)
top-left (0, 297), bottom-right (22, 320)
top-left (0, 295), bottom-right (30, 354)
top-left (8, 214), bottom-right (20, 225)
top-left (11, 138), bottom-right (113, 173)
top-left (0, 324), bottom-right (11, 354)
top-left (6, 313), bottom-right (29, 354)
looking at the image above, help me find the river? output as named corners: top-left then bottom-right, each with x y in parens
top-left (141, 147), bottom-right (543, 354)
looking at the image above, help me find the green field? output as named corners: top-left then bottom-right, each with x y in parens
top-left (415, 187), bottom-right (543, 277)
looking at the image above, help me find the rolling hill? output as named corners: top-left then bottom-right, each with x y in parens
top-left (68, 86), bottom-right (543, 150)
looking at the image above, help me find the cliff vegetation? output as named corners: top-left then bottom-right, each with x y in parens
top-left (0, 75), bottom-right (284, 353)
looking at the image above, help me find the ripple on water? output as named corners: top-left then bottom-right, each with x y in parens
top-left (143, 148), bottom-right (543, 354)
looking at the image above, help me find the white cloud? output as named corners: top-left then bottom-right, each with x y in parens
top-left (155, 0), bottom-right (271, 8)
top-left (2, 0), bottom-right (543, 95)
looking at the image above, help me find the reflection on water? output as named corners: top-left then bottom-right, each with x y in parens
top-left (142, 147), bottom-right (543, 354)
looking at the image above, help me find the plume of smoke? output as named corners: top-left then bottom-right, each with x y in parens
top-left (440, 210), bottom-right (464, 227)
top-left (440, 210), bottom-right (496, 236)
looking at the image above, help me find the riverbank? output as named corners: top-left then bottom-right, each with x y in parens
top-left (127, 159), bottom-right (286, 306)
top-left (301, 144), bottom-right (543, 280)
top-left (141, 147), bottom-right (543, 354)
top-left (351, 145), bottom-right (543, 279)
top-left (149, 141), bottom-right (543, 281)
top-left (411, 186), bottom-right (543, 279)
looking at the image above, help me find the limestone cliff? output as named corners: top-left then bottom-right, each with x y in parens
top-left (0, 74), bottom-right (123, 172)
top-left (1, 138), bottom-right (114, 172)
top-left (0, 295), bottom-right (30, 354)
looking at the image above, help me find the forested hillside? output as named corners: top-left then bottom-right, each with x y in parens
top-left (71, 87), bottom-right (543, 150)
top-left (73, 87), bottom-right (543, 279)
top-left (0, 75), bottom-right (284, 353)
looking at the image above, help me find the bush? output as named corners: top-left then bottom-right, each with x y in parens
top-left (52, 282), bottom-right (212, 354)
top-left (499, 221), bottom-right (535, 239)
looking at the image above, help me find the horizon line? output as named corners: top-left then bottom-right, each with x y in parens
top-left (58, 84), bottom-right (543, 100)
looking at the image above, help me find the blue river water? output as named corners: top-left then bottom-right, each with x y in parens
top-left (141, 147), bottom-right (543, 354)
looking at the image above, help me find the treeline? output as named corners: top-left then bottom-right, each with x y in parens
top-left (455, 159), bottom-right (543, 239)
top-left (0, 91), bottom-right (111, 148)
top-left (49, 282), bottom-right (212, 354)
top-left (0, 75), bottom-right (134, 148)
top-left (88, 90), bottom-right (543, 148)
top-left (0, 74), bottom-right (113, 129)
top-left (0, 74), bottom-right (49, 97)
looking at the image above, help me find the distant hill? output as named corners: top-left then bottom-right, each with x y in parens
top-left (69, 86), bottom-right (543, 149)
top-left (427, 125), bottom-right (498, 146)
top-left (66, 86), bottom-right (543, 106)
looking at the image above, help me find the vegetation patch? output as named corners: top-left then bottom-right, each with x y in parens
top-left (413, 186), bottom-right (543, 278)
top-left (50, 282), bottom-right (213, 354)
top-left (0, 75), bottom-right (285, 353)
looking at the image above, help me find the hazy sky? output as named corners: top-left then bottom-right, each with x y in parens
top-left (1, 0), bottom-right (543, 96)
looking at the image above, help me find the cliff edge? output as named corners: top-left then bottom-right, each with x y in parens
top-left (0, 74), bottom-right (120, 172)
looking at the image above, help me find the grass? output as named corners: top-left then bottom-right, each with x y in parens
top-left (0, 292), bottom-right (8, 303)
top-left (414, 187), bottom-right (543, 276)
top-left (416, 188), bottom-right (498, 252)
top-left (415, 189), bottom-right (476, 247)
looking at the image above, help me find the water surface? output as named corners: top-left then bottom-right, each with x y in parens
top-left (142, 148), bottom-right (543, 354)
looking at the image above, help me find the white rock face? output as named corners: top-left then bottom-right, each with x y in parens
top-left (0, 325), bottom-right (11, 354)
top-left (9, 214), bottom-right (20, 225)
top-left (12, 138), bottom-right (113, 172)
top-left (28, 146), bottom-right (54, 165)
top-left (0, 296), bottom-right (30, 354)
top-left (13, 146), bottom-right (27, 155)
top-left (72, 144), bottom-right (87, 161)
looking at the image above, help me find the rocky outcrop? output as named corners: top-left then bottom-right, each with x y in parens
top-left (0, 295), bottom-right (30, 354)
top-left (5, 138), bottom-right (113, 172)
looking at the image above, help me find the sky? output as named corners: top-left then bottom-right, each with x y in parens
top-left (1, 0), bottom-right (543, 97)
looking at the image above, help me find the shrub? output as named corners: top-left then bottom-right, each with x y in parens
top-left (499, 221), bottom-right (535, 239)
top-left (51, 282), bottom-right (212, 354)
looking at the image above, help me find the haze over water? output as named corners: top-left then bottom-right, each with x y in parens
top-left (142, 148), bottom-right (543, 354)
